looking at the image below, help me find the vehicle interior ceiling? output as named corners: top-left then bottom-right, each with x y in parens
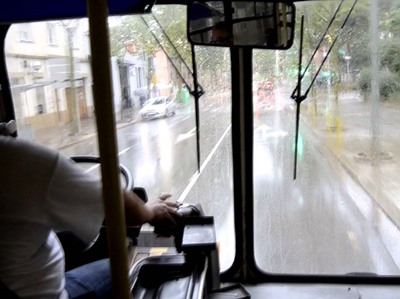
top-left (2, 0), bottom-right (400, 298)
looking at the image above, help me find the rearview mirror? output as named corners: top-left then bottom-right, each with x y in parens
top-left (187, 1), bottom-right (295, 49)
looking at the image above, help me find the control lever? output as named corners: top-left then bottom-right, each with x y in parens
top-left (176, 203), bottom-right (203, 217)
top-left (153, 203), bottom-right (203, 245)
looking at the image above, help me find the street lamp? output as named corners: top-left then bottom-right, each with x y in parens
top-left (344, 55), bottom-right (351, 82)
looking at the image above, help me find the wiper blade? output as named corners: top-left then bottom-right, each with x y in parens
top-left (141, 13), bottom-right (204, 172)
top-left (291, 0), bottom-right (345, 99)
top-left (303, 0), bottom-right (359, 98)
top-left (291, 0), bottom-right (359, 180)
top-left (141, 14), bottom-right (204, 96)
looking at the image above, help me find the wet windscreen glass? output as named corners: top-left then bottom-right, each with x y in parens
top-left (9, 0), bottom-right (400, 278)
top-left (253, 0), bottom-right (400, 275)
top-left (5, 5), bottom-right (234, 271)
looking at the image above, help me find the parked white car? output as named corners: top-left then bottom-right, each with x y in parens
top-left (140, 96), bottom-right (176, 120)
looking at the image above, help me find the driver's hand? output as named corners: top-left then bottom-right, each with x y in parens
top-left (146, 194), bottom-right (181, 227)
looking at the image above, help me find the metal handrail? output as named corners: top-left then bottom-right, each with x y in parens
top-left (86, 0), bottom-right (131, 298)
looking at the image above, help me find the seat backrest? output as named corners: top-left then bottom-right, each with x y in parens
top-left (0, 280), bottom-right (20, 299)
top-left (59, 186), bottom-right (149, 271)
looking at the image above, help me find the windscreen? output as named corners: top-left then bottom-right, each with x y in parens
top-left (6, 0), bottom-right (400, 277)
top-left (253, 0), bottom-right (400, 275)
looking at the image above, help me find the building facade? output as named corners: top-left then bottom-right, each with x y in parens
top-left (5, 19), bottom-right (179, 140)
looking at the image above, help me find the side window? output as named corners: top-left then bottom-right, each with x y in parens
top-left (6, 6), bottom-right (235, 273)
top-left (6, 19), bottom-right (95, 148)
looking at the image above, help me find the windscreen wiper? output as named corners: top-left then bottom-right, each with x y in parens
top-left (291, 0), bottom-right (345, 99)
top-left (291, 0), bottom-right (359, 179)
top-left (141, 14), bottom-right (204, 96)
top-left (141, 14), bottom-right (204, 171)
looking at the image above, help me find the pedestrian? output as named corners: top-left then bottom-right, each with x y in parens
top-left (134, 87), bottom-right (147, 107)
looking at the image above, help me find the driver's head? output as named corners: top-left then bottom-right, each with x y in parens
top-left (211, 21), bottom-right (234, 45)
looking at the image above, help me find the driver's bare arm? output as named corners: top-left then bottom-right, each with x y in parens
top-left (123, 190), bottom-right (181, 227)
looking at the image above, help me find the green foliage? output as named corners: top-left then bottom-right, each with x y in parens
top-left (358, 68), bottom-right (400, 100)
top-left (253, 50), bottom-right (276, 81)
top-left (195, 46), bottom-right (230, 92)
top-left (105, 1), bottom-right (400, 97)
top-left (152, 6), bottom-right (191, 62)
top-left (379, 71), bottom-right (400, 99)
top-left (108, 16), bottom-right (152, 58)
top-left (108, 5), bottom-right (189, 61)
top-left (358, 69), bottom-right (370, 93)
top-left (382, 0), bottom-right (400, 38)
top-left (381, 40), bottom-right (400, 74)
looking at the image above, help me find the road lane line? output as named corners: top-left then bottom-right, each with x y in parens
top-left (177, 124), bottom-right (231, 203)
top-left (176, 127), bottom-right (197, 143)
top-left (84, 164), bottom-right (100, 174)
top-left (118, 147), bottom-right (132, 155)
top-left (84, 146), bottom-right (131, 174)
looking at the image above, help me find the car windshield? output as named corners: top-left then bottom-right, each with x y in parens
top-left (5, 0), bottom-right (400, 277)
top-left (148, 97), bottom-right (166, 105)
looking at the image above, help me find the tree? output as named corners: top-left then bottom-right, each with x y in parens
top-left (381, 40), bottom-right (400, 74)
top-left (108, 5), bottom-right (235, 98)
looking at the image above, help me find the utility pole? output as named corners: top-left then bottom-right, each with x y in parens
top-left (344, 55), bottom-right (351, 82)
top-left (61, 20), bottom-right (81, 135)
top-left (370, 0), bottom-right (381, 162)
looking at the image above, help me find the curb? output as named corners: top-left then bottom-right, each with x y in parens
top-left (56, 118), bottom-right (139, 150)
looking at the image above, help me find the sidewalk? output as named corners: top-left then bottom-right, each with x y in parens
top-left (34, 110), bottom-right (139, 150)
top-left (301, 92), bottom-right (400, 228)
top-left (33, 102), bottom-right (192, 150)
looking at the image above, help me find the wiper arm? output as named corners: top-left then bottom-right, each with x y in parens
top-left (303, 0), bottom-right (359, 98)
top-left (141, 14), bottom-right (204, 96)
top-left (141, 13), bottom-right (204, 172)
top-left (293, 15), bottom-right (305, 180)
top-left (291, 0), bottom-right (359, 180)
top-left (291, 0), bottom-right (345, 99)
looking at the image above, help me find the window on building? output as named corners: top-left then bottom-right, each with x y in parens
top-left (47, 22), bottom-right (58, 45)
top-left (35, 86), bottom-right (46, 114)
top-left (19, 24), bottom-right (33, 42)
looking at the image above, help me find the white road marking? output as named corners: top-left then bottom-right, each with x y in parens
top-left (176, 127), bottom-right (196, 143)
top-left (84, 164), bottom-right (100, 174)
top-left (84, 147), bottom-right (132, 174)
top-left (177, 124), bottom-right (231, 203)
top-left (118, 147), bottom-right (132, 155)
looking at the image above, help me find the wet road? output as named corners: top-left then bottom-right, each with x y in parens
top-left (252, 108), bottom-right (400, 275)
top-left (60, 99), bottom-right (400, 275)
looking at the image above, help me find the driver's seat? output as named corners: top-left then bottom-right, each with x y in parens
top-left (59, 186), bottom-right (148, 272)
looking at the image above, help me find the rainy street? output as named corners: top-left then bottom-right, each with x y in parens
top-left (61, 99), bottom-right (400, 275)
top-left (252, 108), bottom-right (400, 275)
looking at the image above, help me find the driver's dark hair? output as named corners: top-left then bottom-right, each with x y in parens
top-left (213, 21), bottom-right (233, 37)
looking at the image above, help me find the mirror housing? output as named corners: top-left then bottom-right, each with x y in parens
top-left (187, 1), bottom-right (295, 49)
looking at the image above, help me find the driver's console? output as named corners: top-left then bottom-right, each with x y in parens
top-left (129, 203), bottom-right (229, 299)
